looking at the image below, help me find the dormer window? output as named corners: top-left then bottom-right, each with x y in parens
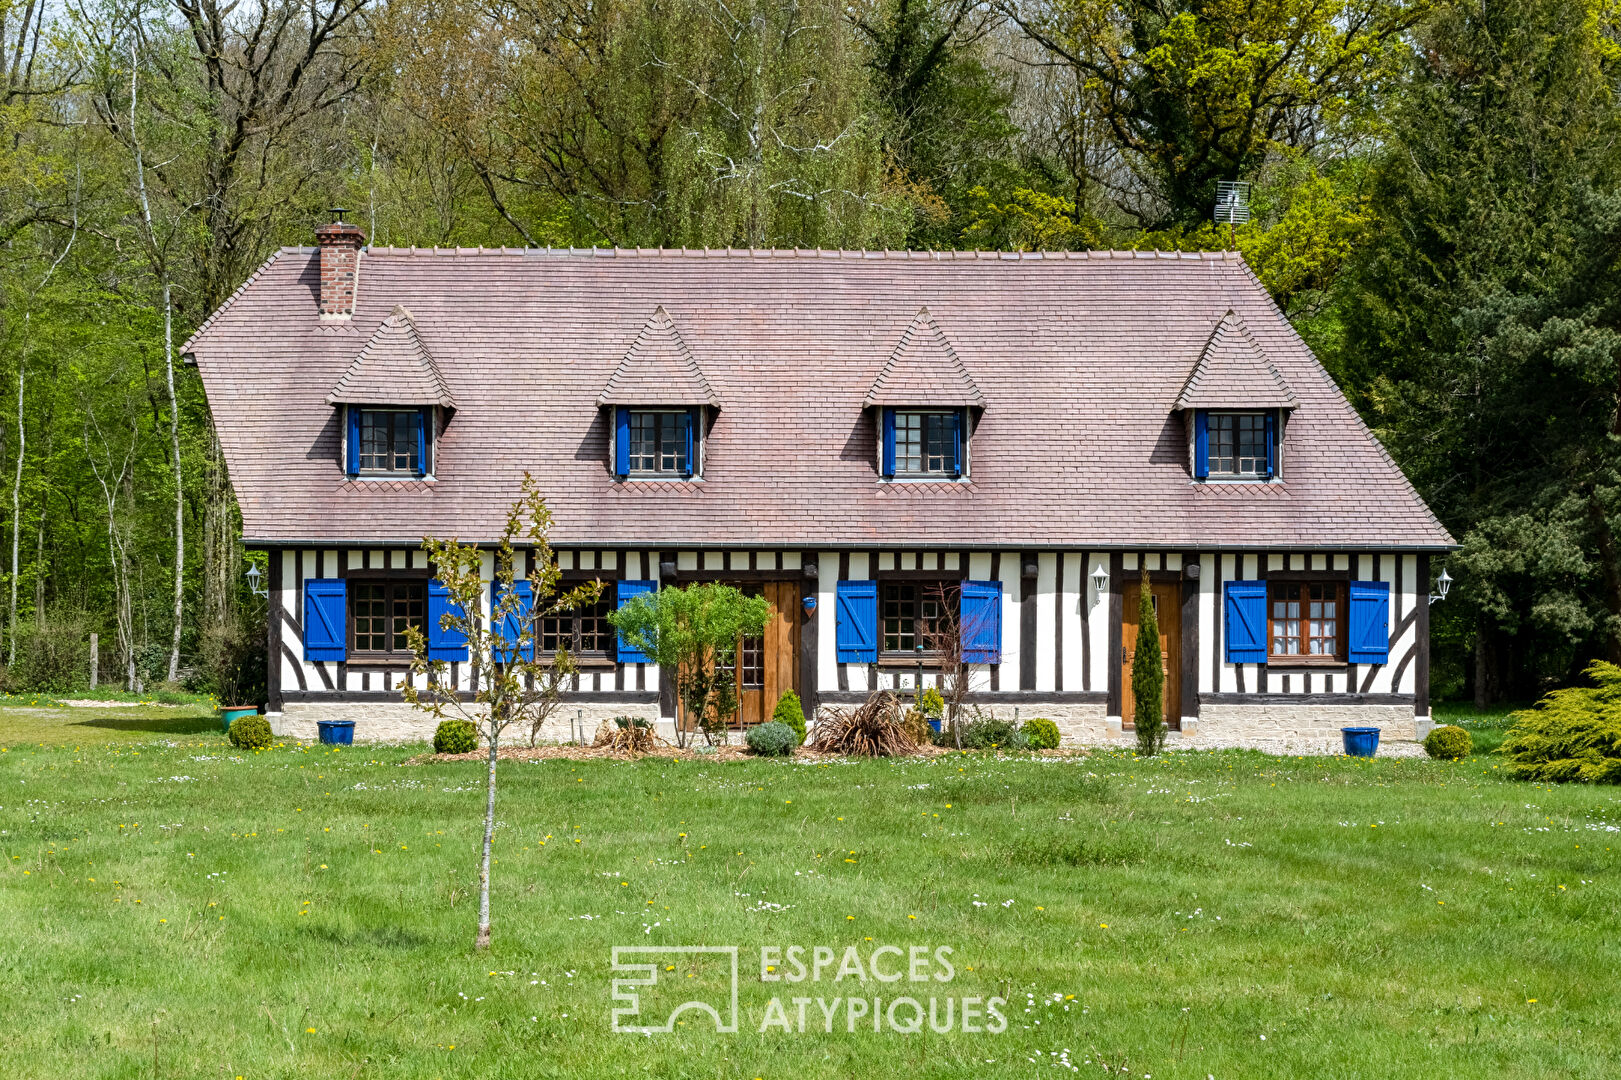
top-left (882, 408), bottom-right (963, 478)
top-left (866, 307), bottom-right (984, 483)
top-left (1175, 311), bottom-right (1297, 484)
top-left (326, 305), bottom-right (456, 483)
top-left (619, 408), bottom-right (696, 478)
top-left (355, 408), bottom-right (429, 476)
top-left (1207, 411), bottom-right (1271, 478)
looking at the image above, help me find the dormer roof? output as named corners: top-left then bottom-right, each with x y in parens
top-left (865, 307), bottom-right (985, 409)
top-left (597, 306), bottom-right (721, 408)
top-left (1174, 311), bottom-right (1297, 411)
top-left (326, 306), bottom-right (456, 408)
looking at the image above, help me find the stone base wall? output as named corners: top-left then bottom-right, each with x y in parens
top-left (271, 698), bottom-right (1421, 756)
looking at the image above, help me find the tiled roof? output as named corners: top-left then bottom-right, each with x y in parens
top-left (326, 306), bottom-right (457, 408)
top-left (597, 305), bottom-right (720, 407)
top-left (187, 247), bottom-right (1453, 550)
top-left (864, 307), bottom-right (984, 408)
top-left (1175, 311), bottom-right (1298, 411)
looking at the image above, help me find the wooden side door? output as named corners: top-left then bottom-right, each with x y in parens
top-left (732, 581), bottom-right (800, 726)
top-left (1121, 579), bottom-right (1182, 730)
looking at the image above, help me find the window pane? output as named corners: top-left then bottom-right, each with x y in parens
top-left (579, 597), bottom-right (609, 653)
top-left (359, 413), bottom-right (388, 471)
top-left (391, 583), bottom-right (425, 651)
top-left (540, 612), bottom-right (568, 653)
top-left (895, 413), bottom-right (923, 474)
top-left (629, 412), bottom-right (687, 475)
top-left (353, 583), bottom-right (388, 652)
top-left (1210, 414), bottom-right (1235, 475)
top-left (1308, 583), bottom-right (1337, 655)
top-left (897, 412), bottom-right (955, 475)
top-left (925, 414), bottom-right (952, 473)
top-left (630, 413), bottom-right (657, 472)
top-left (1271, 584), bottom-right (1302, 655)
top-left (883, 583), bottom-right (916, 652)
top-left (1209, 414), bottom-right (1266, 476)
top-left (358, 411), bottom-right (420, 474)
top-left (1237, 414), bottom-right (1266, 475)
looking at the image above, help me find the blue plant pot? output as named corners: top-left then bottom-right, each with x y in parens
top-left (1341, 727), bottom-right (1381, 757)
top-left (219, 706), bottom-right (257, 733)
top-left (928, 719), bottom-right (942, 733)
top-left (318, 719), bottom-right (356, 746)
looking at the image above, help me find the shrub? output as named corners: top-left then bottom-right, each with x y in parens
top-left (1423, 724), bottom-right (1472, 760)
top-left (901, 707), bottom-right (935, 745)
top-left (745, 721), bottom-right (797, 756)
top-left (1499, 661), bottom-right (1621, 783)
top-left (954, 712), bottom-right (1028, 751)
top-left (771, 690), bottom-right (807, 745)
top-left (918, 686), bottom-right (945, 719)
top-left (1025, 717), bottom-right (1061, 750)
top-left (595, 716), bottom-right (655, 754)
top-left (1131, 567), bottom-right (1167, 756)
top-left (227, 715), bottom-right (273, 750)
top-left (433, 718), bottom-right (478, 755)
top-left (809, 691), bottom-right (918, 756)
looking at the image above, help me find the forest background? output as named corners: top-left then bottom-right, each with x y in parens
top-left (2, 0), bottom-right (1617, 706)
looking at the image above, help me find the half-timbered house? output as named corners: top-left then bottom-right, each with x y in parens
top-left (185, 222), bottom-right (1455, 748)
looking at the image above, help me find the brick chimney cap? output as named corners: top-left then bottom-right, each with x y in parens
top-left (316, 220), bottom-right (367, 244)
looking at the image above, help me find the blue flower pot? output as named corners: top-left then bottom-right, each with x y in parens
top-left (318, 719), bottom-right (356, 746)
top-left (928, 719), bottom-right (942, 733)
top-left (219, 706), bottom-right (257, 733)
top-left (1341, 727), bottom-right (1381, 757)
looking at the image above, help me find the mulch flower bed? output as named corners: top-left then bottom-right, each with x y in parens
top-left (409, 742), bottom-right (1091, 764)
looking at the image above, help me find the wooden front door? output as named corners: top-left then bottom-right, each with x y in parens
top-left (1121, 579), bottom-right (1181, 731)
top-left (729, 581), bottom-right (800, 726)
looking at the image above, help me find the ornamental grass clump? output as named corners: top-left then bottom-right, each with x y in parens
top-left (744, 720), bottom-right (796, 756)
top-left (227, 715), bottom-right (272, 750)
top-left (595, 716), bottom-right (657, 755)
top-left (1499, 661), bottom-right (1621, 783)
top-left (771, 689), bottom-right (807, 745)
top-left (1423, 724), bottom-right (1472, 760)
top-left (433, 719), bottom-right (478, 755)
top-left (810, 690), bottom-right (917, 757)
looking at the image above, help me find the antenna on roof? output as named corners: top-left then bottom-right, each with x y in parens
top-left (1213, 181), bottom-right (1250, 250)
top-left (328, 207), bottom-right (349, 224)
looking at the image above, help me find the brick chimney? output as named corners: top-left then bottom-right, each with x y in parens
top-left (315, 217), bottom-right (366, 318)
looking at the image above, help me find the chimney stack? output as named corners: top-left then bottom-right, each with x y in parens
top-left (315, 212), bottom-right (365, 318)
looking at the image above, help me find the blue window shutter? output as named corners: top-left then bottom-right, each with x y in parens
top-left (1193, 410), bottom-right (1209, 479)
top-left (616, 580), bottom-right (657, 662)
top-left (950, 411), bottom-right (963, 478)
top-left (1348, 580), bottom-right (1391, 663)
top-left (881, 408), bottom-right (896, 478)
top-left (1264, 411), bottom-right (1276, 479)
top-left (303, 579), bottom-right (346, 661)
top-left (614, 408), bottom-right (630, 479)
top-left (835, 579), bottom-right (878, 662)
top-left (684, 409), bottom-right (696, 478)
top-left (491, 579), bottom-right (534, 663)
top-left (415, 410), bottom-right (428, 477)
top-left (1224, 580), bottom-right (1266, 663)
top-left (960, 580), bottom-right (1002, 664)
top-left (427, 579), bottom-right (468, 661)
top-left (346, 407), bottom-right (360, 477)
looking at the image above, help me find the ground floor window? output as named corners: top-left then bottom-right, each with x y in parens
top-left (539, 590), bottom-right (612, 659)
top-left (1269, 581), bottom-right (1342, 660)
top-left (881, 580), bottom-right (953, 655)
top-left (350, 580), bottom-right (425, 655)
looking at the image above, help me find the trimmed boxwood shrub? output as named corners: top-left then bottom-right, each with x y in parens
top-left (745, 721), bottom-right (796, 756)
top-left (1423, 724), bottom-right (1472, 760)
top-left (227, 715), bottom-right (273, 750)
top-left (771, 690), bottom-right (807, 746)
top-left (1499, 661), bottom-right (1621, 782)
top-left (953, 714), bottom-right (1028, 750)
top-left (434, 718), bottom-right (478, 755)
top-left (1024, 717), bottom-right (1061, 750)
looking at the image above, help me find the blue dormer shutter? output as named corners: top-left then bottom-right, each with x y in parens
top-left (835, 579), bottom-right (878, 662)
top-left (615, 580), bottom-right (657, 662)
top-left (614, 408), bottom-right (630, 479)
top-left (950, 410), bottom-right (963, 478)
top-left (684, 409), bottom-right (696, 478)
top-left (427, 579), bottom-right (468, 661)
top-left (1224, 579), bottom-right (1266, 663)
top-left (960, 580), bottom-right (1002, 664)
top-left (881, 408), bottom-right (896, 478)
top-left (304, 579), bottom-right (346, 661)
top-left (346, 407), bottom-right (360, 477)
top-left (411, 410), bottom-right (427, 477)
top-left (1264, 411), bottom-right (1276, 480)
top-left (1348, 580), bottom-right (1390, 663)
top-left (1193, 410), bottom-right (1209, 479)
top-left (491, 579), bottom-right (534, 663)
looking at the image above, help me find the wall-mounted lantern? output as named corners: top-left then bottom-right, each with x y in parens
top-left (1429, 567), bottom-right (1453, 606)
top-left (245, 562), bottom-right (268, 598)
top-left (1090, 563), bottom-right (1109, 596)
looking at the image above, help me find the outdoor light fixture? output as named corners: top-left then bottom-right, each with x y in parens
top-left (245, 562), bottom-right (268, 598)
top-left (1091, 563), bottom-right (1109, 595)
top-left (1429, 567), bottom-right (1453, 606)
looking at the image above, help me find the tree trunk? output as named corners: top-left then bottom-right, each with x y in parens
top-left (476, 719), bottom-right (499, 950)
top-left (163, 281), bottom-right (183, 684)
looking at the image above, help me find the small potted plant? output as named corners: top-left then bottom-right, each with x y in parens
top-left (918, 687), bottom-right (946, 734)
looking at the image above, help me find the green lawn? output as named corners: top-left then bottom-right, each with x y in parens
top-left (2, 710), bottom-right (1618, 1079)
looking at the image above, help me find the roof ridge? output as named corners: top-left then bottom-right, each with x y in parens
top-left (360, 245), bottom-right (1246, 260)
